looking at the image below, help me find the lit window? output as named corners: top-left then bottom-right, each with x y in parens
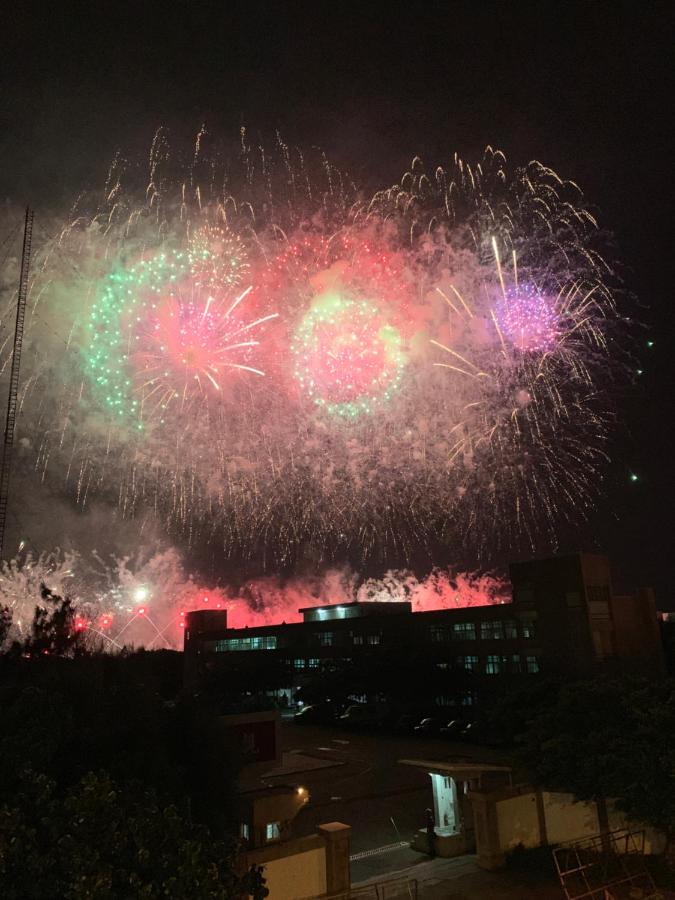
top-left (520, 617), bottom-right (537, 639)
top-left (352, 633), bottom-right (364, 646)
top-left (266, 822), bottom-right (281, 842)
top-left (367, 634), bottom-right (381, 645)
top-left (213, 636), bottom-right (277, 652)
top-left (294, 658), bottom-right (305, 669)
top-left (239, 823), bottom-right (250, 840)
top-left (461, 690), bottom-right (476, 706)
top-left (318, 632), bottom-right (333, 646)
top-left (456, 655), bottom-right (479, 672)
top-left (452, 623), bottom-right (476, 640)
top-left (510, 655), bottom-right (522, 673)
top-left (485, 655), bottom-right (504, 674)
top-left (481, 620), bottom-right (505, 640)
top-left (308, 658), bottom-right (320, 668)
top-left (526, 656), bottom-right (540, 674)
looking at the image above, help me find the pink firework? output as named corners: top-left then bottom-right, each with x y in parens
top-left (129, 282), bottom-right (277, 417)
top-left (494, 283), bottom-right (559, 352)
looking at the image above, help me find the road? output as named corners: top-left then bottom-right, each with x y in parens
top-left (256, 721), bottom-right (509, 882)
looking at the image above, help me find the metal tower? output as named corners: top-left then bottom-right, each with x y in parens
top-left (0, 207), bottom-right (33, 559)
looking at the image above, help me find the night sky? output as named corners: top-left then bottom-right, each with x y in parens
top-left (1, 1), bottom-right (673, 601)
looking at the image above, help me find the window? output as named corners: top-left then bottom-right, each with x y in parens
top-left (587, 585), bottom-right (610, 604)
top-left (352, 633), bottom-right (364, 646)
top-left (293, 658), bottom-right (306, 669)
top-left (481, 620), bottom-right (505, 640)
top-left (428, 626), bottom-right (449, 643)
top-left (503, 621), bottom-right (518, 640)
top-left (318, 632), bottom-right (333, 646)
top-left (526, 656), bottom-right (540, 674)
top-left (509, 655), bottom-right (522, 673)
top-left (213, 635), bottom-right (277, 652)
top-left (308, 658), bottom-right (320, 669)
top-left (460, 690), bottom-right (477, 707)
top-left (486, 655), bottom-right (505, 674)
top-left (367, 634), bottom-right (381, 645)
top-left (266, 822), bottom-right (281, 842)
top-left (452, 622), bottom-right (476, 641)
top-left (588, 600), bottom-right (610, 619)
top-left (520, 616), bottom-right (537, 639)
top-left (456, 655), bottom-right (479, 672)
top-left (239, 823), bottom-right (250, 840)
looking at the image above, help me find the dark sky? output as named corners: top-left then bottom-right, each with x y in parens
top-left (1, 1), bottom-right (674, 600)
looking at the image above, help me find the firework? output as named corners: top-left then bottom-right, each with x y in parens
top-left (188, 223), bottom-right (250, 290)
top-left (85, 250), bottom-right (277, 425)
top-left (2, 133), bottom-right (625, 569)
top-left (291, 291), bottom-right (406, 418)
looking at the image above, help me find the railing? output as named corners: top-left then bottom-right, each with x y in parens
top-left (304, 878), bottom-right (418, 900)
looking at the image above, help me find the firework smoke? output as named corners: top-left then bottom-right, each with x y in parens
top-left (0, 130), bottom-right (626, 583)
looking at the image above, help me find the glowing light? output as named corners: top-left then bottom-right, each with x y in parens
top-left (133, 586), bottom-right (150, 603)
top-left (494, 283), bottom-right (559, 353)
top-left (292, 291), bottom-right (406, 418)
top-left (630, 473), bottom-right (639, 482)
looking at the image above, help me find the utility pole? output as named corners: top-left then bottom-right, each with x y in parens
top-left (0, 207), bottom-right (33, 559)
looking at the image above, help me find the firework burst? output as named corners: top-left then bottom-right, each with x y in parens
top-left (1, 133), bottom-right (626, 568)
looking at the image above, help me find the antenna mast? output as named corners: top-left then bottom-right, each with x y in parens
top-left (0, 207), bottom-right (33, 558)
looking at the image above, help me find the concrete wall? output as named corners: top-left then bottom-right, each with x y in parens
top-left (476, 787), bottom-right (665, 869)
top-left (541, 791), bottom-right (600, 845)
top-left (496, 791), bottom-right (540, 851)
top-left (244, 822), bottom-right (351, 899)
top-left (256, 847), bottom-right (327, 900)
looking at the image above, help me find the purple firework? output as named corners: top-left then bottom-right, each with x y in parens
top-left (495, 283), bottom-right (559, 352)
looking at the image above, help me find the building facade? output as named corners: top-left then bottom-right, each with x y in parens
top-left (184, 553), bottom-right (663, 710)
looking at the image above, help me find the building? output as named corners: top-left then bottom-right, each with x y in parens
top-left (184, 553), bottom-right (664, 711)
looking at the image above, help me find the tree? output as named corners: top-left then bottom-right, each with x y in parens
top-left (0, 769), bottom-right (258, 899)
top-left (23, 584), bottom-right (85, 657)
top-left (0, 606), bottom-right (11, 648)
top-left (519, 677), bottom-right (675, 855)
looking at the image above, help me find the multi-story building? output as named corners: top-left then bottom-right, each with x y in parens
top-left (184, 553), bottom-right (664, 711)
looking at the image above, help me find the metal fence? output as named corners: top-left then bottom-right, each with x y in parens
top-left (553, 829), bottom-right (661, 900)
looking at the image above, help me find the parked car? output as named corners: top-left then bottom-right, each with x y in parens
top-left (293, 703), bottom-right (335, 724)
top-left (339, 702), bottom-right (390, 729)
top-left (413, 716), bottom-right (441, 735)
top-left (459, 721), bottom-right (481, 740)
top-left (392, 713), bottom-right (418, 734)
top-left (439, 719), bottom-right (467, 739)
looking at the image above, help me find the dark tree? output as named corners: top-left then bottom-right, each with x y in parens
top-left (23, 584), bottom-right (85, 657)
top-left (520, 678), bottom-right (675, 858)
top-left (0, 770), bottom-right (258, 899)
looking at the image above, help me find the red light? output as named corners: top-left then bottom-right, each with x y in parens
top-left (138, 607), bottom-right (146, 616)
top-left (179, 621), bottom-right (186, 628)
top-left (179, 611), bottom-right (185, 618)
top-left (203, 596), bottom-right (209, 603)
